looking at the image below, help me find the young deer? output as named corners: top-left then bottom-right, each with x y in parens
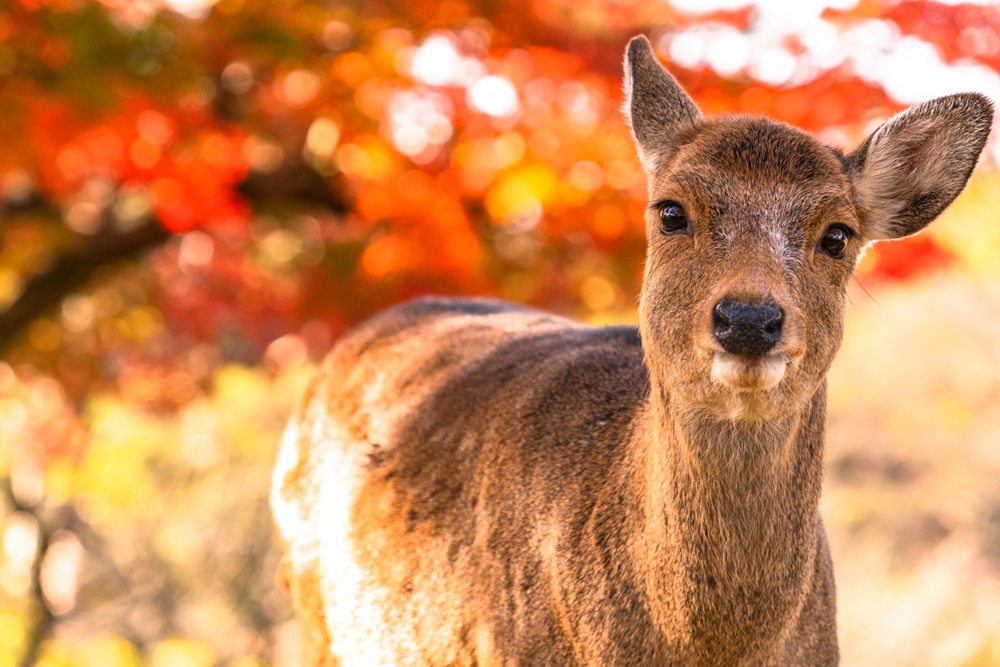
top-left (271, 36), bottom-right (992, 666)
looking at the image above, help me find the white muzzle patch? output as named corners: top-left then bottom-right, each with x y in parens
top-left (711, 352), bottom-right (787, 391)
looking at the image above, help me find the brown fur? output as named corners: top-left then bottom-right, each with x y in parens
top-left (271, 36), bottom-right (992, 666)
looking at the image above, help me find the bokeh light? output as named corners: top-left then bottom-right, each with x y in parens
top-left (2, 0), bottom-right (1000, 665)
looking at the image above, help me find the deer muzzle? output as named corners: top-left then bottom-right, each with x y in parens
top-left (706, 297), bottom-right (793, 392)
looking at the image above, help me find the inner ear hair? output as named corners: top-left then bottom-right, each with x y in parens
top-left (845, 93), bottom-right (993, 241)
top-left (623, 35), bottom-right (702, 173)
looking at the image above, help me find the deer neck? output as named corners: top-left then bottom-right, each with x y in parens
top-left (637, 381), bottom-right (827, 659)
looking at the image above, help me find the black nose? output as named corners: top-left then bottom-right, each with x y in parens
top-left (712, 299), bottom-right (783, 356)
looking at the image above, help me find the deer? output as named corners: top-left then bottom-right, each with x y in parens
top-left (270, 36), bottom-right (992, 666)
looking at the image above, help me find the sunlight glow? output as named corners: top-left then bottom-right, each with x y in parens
top-left (705, 29), bottom-right (751, 77)
top-left (178, 231), bottom-right (214, 271)
top-left (2, 514), bottom-right (38, 566)
top-left (410, 34), bottom-right (485, 87)
top-left (386, 90), bottom-right (454, 160)
top-left (411, 35), bottom-right (460, 86)
top-left (305, 118), bottom-right (341, 160)
top-left (467, 76), bottom-right (520, 118)
top-left (749, 47), bottom-right (798, 86)
top-left (873, 36), bottom-right (1000, 104)
top-left (670, 0), bottom-right (855, 22)
top-left (663, 5), bottom-right (1000, 109)
top-left (163, 0), bottom-right (216, 19)
top-left (282, 70), bottom-right (321, 107)
top-left (40, 532), bottom-right (83, 616)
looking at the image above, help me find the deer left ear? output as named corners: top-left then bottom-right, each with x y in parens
top-left (844, 93), bottom-right (993, 241)
top-left (623, 35), bottom-right (701, 173)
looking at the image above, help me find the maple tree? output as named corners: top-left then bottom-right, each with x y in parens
top-left (1, 0), bottom-right (998, 665)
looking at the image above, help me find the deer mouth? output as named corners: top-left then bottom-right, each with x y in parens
top-left (711, 352), bottom-right (788, 391)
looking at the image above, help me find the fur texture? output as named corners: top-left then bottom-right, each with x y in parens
top-left (844, 93), bottom-right (993, 240)
top-left (271, 35), bottom-right (992, 666)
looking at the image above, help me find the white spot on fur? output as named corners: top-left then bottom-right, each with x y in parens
top-left (270, 421), bottom-right (310, 552)
top-left (764, 186), bottom-right (797, 270)
top-left (764, 213), bottom-right (793, 269)
top-left (271, 394), bottom-right (410, 665)
top-left (313, 429), bottom-right (401, 666)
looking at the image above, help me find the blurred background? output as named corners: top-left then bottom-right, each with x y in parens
top-left (1, 0), bottom-right (999, 665)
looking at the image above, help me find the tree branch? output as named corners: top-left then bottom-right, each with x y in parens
top-left (0, 479), bottom-right (57, 667)
top-left (0, 221), bottom-right (169, 354)
top-left (0, 160), bottom-right (350, 355)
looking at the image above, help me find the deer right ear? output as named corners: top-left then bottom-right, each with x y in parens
top-left (844, 93), bottom-right (993, 241)
top-left (624, 36), bottom-right (701, 172)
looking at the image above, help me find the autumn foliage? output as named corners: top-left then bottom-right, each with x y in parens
top-left (1, 0), bottom-right (1000, 665)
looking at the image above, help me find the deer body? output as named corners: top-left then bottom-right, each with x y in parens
top-left (272, 37), bottom-right (991, 666)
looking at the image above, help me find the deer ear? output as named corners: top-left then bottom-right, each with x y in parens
top-left (624, 36), bottom-right (701, 172)
top-left (845, 93), bottom-right (993, 241)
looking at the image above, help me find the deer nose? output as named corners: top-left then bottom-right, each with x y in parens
top-left (712, 299), bottom-right (784, 356)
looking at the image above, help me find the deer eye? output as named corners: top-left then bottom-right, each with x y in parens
top-left (819, 224), bottom-right (853, 259)
top-left (658, 201), bottom-right (689, 235)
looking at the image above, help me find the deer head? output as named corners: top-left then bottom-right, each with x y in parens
top-left (624, 36), bottom-right (992, 422)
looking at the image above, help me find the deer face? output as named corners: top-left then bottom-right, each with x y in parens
top-left (639, 118), bottom-right (861, 420)
top-left (624, 36), bottom-right (992, 421)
